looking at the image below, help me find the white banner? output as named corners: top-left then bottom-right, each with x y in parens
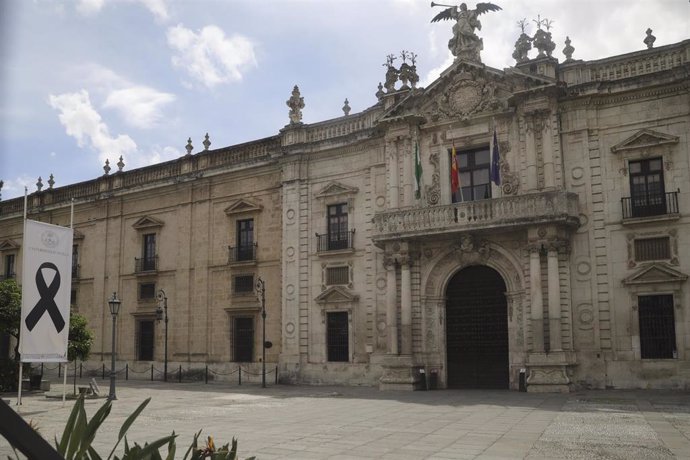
top-left (19, 220), bottom-right (73, 362)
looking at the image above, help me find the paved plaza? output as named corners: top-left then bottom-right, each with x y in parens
top-left (2, 380), bottom-right (690, 459)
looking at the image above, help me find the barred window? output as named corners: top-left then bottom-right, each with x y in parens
top-left (326, 266), bottom-right (349, 286)
top-left (233, 317), bottom-right (254, 362)
top-left (639, 294), bottom-right (676, 359)
top-left (139, 283), bottom-right (156, 300)
top-left (327, 311), bottom-right (349, 362)
top-left (234, 275), bottom-right (254, 294)
top-left (137, 320), bottom-right (155, 361)
top-left (634, 237), bottom-right (670, 262)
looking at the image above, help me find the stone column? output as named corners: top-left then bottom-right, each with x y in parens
top-left (529, 245), bottom-right (544, 352)
top-left (525, 117), bottom-right (538, 191)
top-left (402, 138), bottom-right (413, 207)
top-left (387, 141), bottom-right (399, 208)
top-left (547, 245), bottom-right (562, 352)
top-left (400, 256), bottom-right (412, 355)
top-left (542, 114), bottom-right (555, 189)
top-left (385, 255), bottom-right (399, 355)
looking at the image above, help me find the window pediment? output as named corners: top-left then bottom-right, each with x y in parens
top-left (224, 199), bottom-right (262, 216)
top-left (0, 240), bottom-right (20, 251)
top-left (314, 182), bottom-right (358, 200)
top-left (315, 286), bottom-right (359, 304)
top-left (611, 129), bottom-right (679, 154)
top-left (623, 263), bottom-right (687, 286)
top-left (132, 216), bottom-right (164, 230)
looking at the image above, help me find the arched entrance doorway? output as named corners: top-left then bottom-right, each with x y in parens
top-left (446, 265), bottom-right (509, 389)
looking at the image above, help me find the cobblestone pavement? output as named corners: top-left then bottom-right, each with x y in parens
top-left (2, 380), bottom-right (690, 459)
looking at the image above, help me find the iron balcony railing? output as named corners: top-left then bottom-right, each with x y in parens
top-left (316, 230), bottom-right (355, 252)
top-left (621, 191), bottom-right (678, 220)
top-left (228, 243), bottom-right (258, 263)
top-left (135, 256), bottom-right (158, 273)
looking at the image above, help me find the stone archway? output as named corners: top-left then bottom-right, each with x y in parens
top-left (445, 265), bottom-right (508, 389)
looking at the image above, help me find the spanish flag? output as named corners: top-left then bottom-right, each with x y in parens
top-left (450, 144), bottom-right (460, 194)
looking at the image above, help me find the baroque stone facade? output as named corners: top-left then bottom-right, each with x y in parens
top-left (1, 28), bottom-right (689, 391)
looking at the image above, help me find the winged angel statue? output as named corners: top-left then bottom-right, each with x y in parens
top-left (431, 2), bottom-right (502, 62)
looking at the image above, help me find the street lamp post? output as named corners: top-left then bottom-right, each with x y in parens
top-left (155, 289), bottom-right (168, 382)
top-left (107, 292), bottom-right (121, 401)
top-left (255, 278), bottom-right (266, 388)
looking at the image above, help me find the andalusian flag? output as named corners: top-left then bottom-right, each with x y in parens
top-left (414, 141), bottom-right (422, 199)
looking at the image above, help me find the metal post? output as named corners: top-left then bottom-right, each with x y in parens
top-left (178, 365), bottom-right (182, 383)
top-left (107, 292), bottom-right (121, 401)
top-left (126, 363), bottom-right (129, 381)
top-left (205, 365), bottom-right (208, 384)
top-left (156, 290), bottom-right (169, 383)
top-left (255, 278), bottom-right (266, 389)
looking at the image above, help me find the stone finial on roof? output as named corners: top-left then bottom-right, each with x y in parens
top-left (104, 159), bottom-right (111, 175)
top-left (375, 82), bottom-right (385, 101)
top-left (532, 16), bottom-right (555, 57)
top-left (48, 173), bottom-right (55, 190)
top-left (287, 85), bottom-right (305, 125)
top-left (117, 155), bottom-right (125, 172)
top-left (185, 137), bottom-right (193, 156)
top-left (342, 99), bottom-right (351, 116)
top-left (644, 28), bottom-right (656, 49)
top-left (0, 180), bottom-right (3, 201)
top-left (563, 36), bottom-right (575, 61)
top-left (36, 176), bottom-right (43, 192)
top-left (383, 54), bottom-right (399, 93)
top-left (203, 133), bottom-right (211, 151)
top-left (512, 19), bottom-right (532, 63)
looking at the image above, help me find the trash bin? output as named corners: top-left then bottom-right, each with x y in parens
top-left (519, 368), bottom-right (527, 392)
top-left (417, 368), bottom-right (427, 390)
top-left (29, 374), bottom-right (43, 390)
top-left (429, 369), bottom-right (438, 390)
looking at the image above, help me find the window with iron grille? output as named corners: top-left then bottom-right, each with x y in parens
top-left (139, 283), bottom-right (156, 300)
top-left (639, 294), bottom-right (676, 359)
top-left (233, 317), bottom-right (254, 362)
top-left (326, 266), bottom-right (349, 286)
top-left (327, 203), bottom-right (349, 250)
top-left (327, 311), bottom-right (349, 362)
top-left (629, 158), bottom-right (666, 217)
top-left (142, 233), bottom-right (156, 270)
top-left (137, 320), bottom-right (155, 361)
top-left (450, 147), bottom-right (491, 203)
top-left (234, 275), bottom-right (254, 294)
top-left (634, 237), bottom-right (670, 262)
top-left (4, 254), bottom-right (15, 279)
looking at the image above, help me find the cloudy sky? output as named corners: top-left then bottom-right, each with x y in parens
top-left (1, 0), bottom-right (688, 200)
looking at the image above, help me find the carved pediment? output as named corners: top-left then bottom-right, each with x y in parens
top-left (0, 240), bottom-right (19, 251)
top-left (132, 216), bottom-right (164, 230)
top-left (314, 182), bottom-right (358, 199)
top-left (623, 263), bottom-right (688, 286)
top-left (611, 129), bottom-right (679, 153)
top-left (315, 286), bottom-right (359, 304)
top-left (224, 199), bottom-right (262, 215)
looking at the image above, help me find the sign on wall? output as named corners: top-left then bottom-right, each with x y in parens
top-left (19, 220), bottom-right (73, 362)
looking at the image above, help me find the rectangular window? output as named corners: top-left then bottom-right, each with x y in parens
top-left (326, 266), bottom-right (349, 286)
top-left (634, 237), bottom-right (671, 262)
top-left (327, 311), bottom-right (349, 362)
top-left (236, 219), bottom-right (255, 261)
top-left (70, 289), bottom-right (77, 307)
top-left (137, 320), bottom-right (155, 361)
top-left (234, 275), bottom-right (254, 294)
top-left (639, 294), bottom-right (676, 359)
top-left (451, 147), bottom-right (491, 203)
top-left (72, 245), bottom-right (79, 279)
top-left (327, 203), bottom-right (349, 250)
top-left (142, 233), bottom-right (156, 271)
top-left (629, 158), bottom-right (666, 217)
top-left (233, 317), bottom-right (254, 362)
top-left (139, 283), bottom-right (156, 300)
top-left (4, 254), bottom-right (15, 279)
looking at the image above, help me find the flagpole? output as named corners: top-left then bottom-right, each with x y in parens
top-left (17, 187), bottom-right (28, 406)
top-left (62, 199), bottom-right (74, 406)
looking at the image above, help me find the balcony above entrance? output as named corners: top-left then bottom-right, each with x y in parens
top-left (372, 191), bottom-right (580, 244)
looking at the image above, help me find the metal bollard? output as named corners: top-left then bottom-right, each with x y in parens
top-left (58, 363), bottom-right (61, 378)
top-left (102, 363), bottom-right (105, 380)
top-left (126, 363), bottom-right (129, 381)
top-left (275, 365), bottom-right (278, 385)
top-left (178, 365), bottom-right (182, 383)
top-left (151, 364), bottom-right (153, 381)
top-left (40, 363), bottom-right (44, 376)
top-left (205, 365), bottom-right (208, 384)
top-left (79, 362), bottom-right (83, 378)
top-left (239, 367), bottom-right (242, 386)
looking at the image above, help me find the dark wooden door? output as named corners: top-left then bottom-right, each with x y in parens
top-left (446, 265), bottom-right (509, 389)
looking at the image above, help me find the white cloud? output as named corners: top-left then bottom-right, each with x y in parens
top-left (48, 90), bottom-right (137, 164)
top-left (167, 24), bottom-right (257, 88)
top-left (422, 53), bottom-right (454, 87)
top-left (144, 145), bottom-right (182, 166)
top-left (75, 0), bottom-right (168, 22)
top-left (1, 175), bottom-right (35, 198)
top-left (104, 86), bottom-right (175, 129)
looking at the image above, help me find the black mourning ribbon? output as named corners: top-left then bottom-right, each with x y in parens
top-left (25, 262), bottom-right (65, 333)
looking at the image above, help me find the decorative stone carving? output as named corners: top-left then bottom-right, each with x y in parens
top-left (425, 150), bottom-right (440, 205)
top-left (398, 51), bottom-right (419, 90)
top-left (35, 176), bottom-right (43, 192)
top-left (103, 159), bottom-right (111, 175)
top-left (342, 99), bottom-right (351, 116)
top-left (512, 19), bottom-right (532, 63)
top-left (431, 2), bottom-right (502, 63)
top-left (563, 36), bottom-right (575, 61)
top-left (375, 82), bottom-right (385, 100)
top-left (453, 234), bottom-right (490, 264)
top-left (429, 70), bottom-right (503, 121)
top-left (185, 137), bottom-right (193, 156)
top-left (47, 174), bottom-right (55, 190)
top-left (117, 155), bottom-right (125, 172)
top-left (532, 16), bottom-right (555, 57)
top-left (383, 54), bottom-right (399, 93)
top-left (498, 140), bottom-right (519, 195)
top-left (287, 85), bottom-right (305, 124)
top-left (644, 28), bottom-right (656, 49)
top-left (203, 133), bottom-right (211, 151)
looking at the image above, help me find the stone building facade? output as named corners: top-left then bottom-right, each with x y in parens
top-left (1, 25), bottom-right (688, 391)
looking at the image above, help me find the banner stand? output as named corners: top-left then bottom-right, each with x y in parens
top-left (16, 363), bottom-right (23, 406)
